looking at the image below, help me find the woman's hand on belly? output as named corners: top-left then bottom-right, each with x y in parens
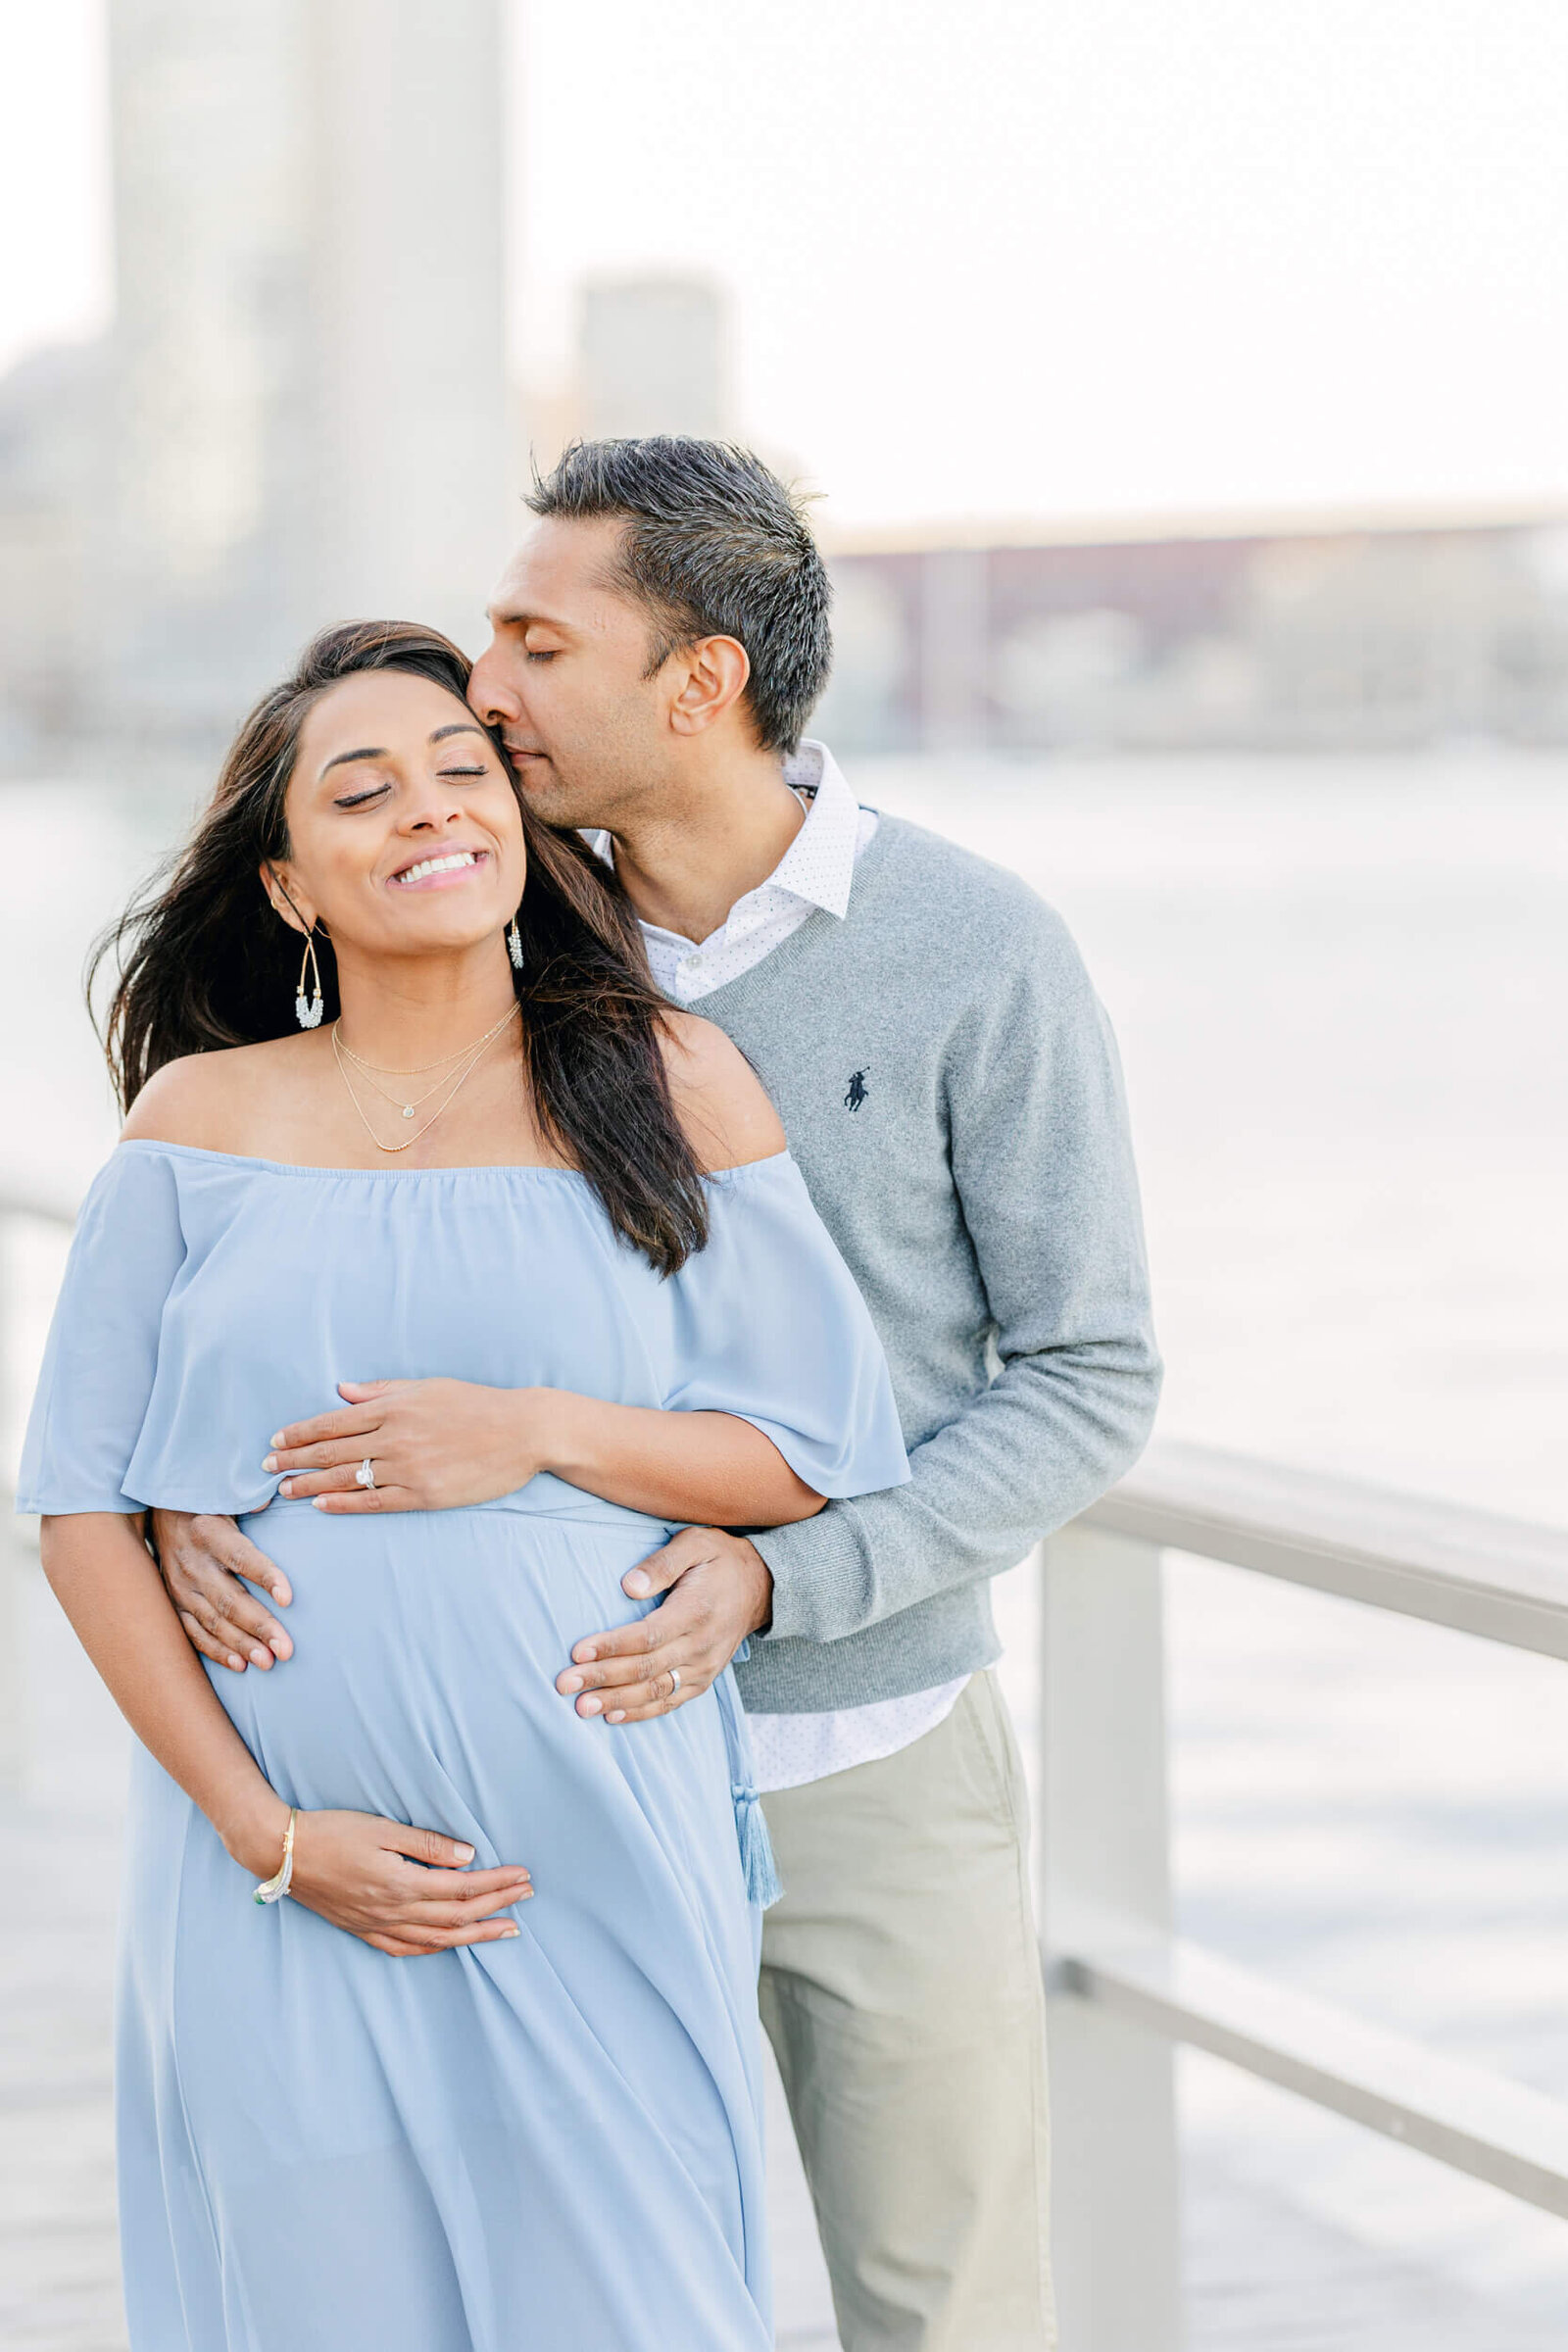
top-left (268, 1378), bottom-right (824, 1529)
top-left (265, 1806), bottom-right (535, 1957)
top-left (266, 1379), bottom-right (545, 1513)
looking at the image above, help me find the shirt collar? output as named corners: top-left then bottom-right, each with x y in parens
top-left (770, 740), bottom-right (858, 918)
top-left (584, 738), bottom-right (859, 920)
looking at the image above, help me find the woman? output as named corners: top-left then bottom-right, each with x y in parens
top-left (20, 621), bottom-right (907, 2352)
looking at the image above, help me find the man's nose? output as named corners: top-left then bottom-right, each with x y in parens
top-left (468, 646), bottom-right (518, 727)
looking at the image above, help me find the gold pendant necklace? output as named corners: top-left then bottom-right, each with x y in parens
top-left (336, 1059), bottom-right (471, 1122)
top-left (336, 1002), bottom-right (520, 1119)
top-left (330, 1004), bottom-right (519, 1153)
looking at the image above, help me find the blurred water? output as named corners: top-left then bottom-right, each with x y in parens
top-left (6, 749), bottom-right (1568, 2342)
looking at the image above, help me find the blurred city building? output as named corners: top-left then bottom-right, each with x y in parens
top-left (521, 273), bottom-right (730, 475)
top-left (0, 0), bottom-right (511, 767)
top-left (9, 17), bottom-right (1568, 781)
top-left (813, 512), bottom-right (1568, 755)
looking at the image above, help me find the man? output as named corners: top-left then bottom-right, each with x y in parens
top-left (156, 437), bottom-right (1160, 2350)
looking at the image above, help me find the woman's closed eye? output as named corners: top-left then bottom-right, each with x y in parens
top-left (333, 767), bottom-right (485, 808)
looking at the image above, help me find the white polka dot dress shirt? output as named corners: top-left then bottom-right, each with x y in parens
top-left (593, 740), bottom-right (968, 1792)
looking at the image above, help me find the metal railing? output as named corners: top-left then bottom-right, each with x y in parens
top-left (1040, 1439), bottom-right (1568, 2350)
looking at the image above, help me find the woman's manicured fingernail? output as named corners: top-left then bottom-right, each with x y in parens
top-left (270, 1432), bottom-right (284, 1448)
top-left (226, 1652), bottom-right (245, 1671)
top-left (607, 1710), bottom-right (626, 1724)
top-left (263, 1453), bottom-right (278, 1473)
top-left (559, 1672), bottom-right (583, 1694)
top-left (500, 1926), bottom-right (519, 1937)
top-left (454, 1843), bottom-right (475, 1863)
top-left (278, 1479), bottom-right (292, 1496)
top-left (624, 1573), bottom-right (651, 1596)
top-left (249, 1647), bottom-right (270, 1668)
top-left (579, 1695), bottom-right (602, 1715)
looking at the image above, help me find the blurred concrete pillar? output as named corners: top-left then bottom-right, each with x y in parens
top-left (306, 0), bottom-right (510, 654)
top-left (106, 0), bottom-right (314, 735)
top-left (104, 0), bottom-right (509, 742)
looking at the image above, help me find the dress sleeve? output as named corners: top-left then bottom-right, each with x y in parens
top-left (662, 1155), bottom-right (909, 1499)
top-left (17, 1145), bottom-right (187, 1516)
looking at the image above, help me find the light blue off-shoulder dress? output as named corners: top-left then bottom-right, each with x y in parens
top-left (19, 1142), bottom-right (908, 2352)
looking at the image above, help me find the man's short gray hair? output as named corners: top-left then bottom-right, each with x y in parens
top-left (526, 437), bottom-right (833, 756)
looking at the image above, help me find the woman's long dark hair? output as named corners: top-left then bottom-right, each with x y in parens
top-left (93, 621), bottom-right (710, 1274)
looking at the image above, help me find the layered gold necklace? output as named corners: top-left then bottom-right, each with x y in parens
top-left (331, 1002), bottom-right (520, 1153)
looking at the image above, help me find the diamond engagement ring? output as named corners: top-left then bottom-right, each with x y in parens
top-left (356, 1457), bottom-right (376, 1491)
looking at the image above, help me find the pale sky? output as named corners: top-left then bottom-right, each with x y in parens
top-left (5, 0), bottom-right (1568, 530)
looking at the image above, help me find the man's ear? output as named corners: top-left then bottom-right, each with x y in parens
top-left (259, 861), bottom-right (316, 937)
top-left (667, 635), bottom-right (752, 737)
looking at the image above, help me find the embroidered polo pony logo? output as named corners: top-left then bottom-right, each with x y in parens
top-left (844, 1069), bottom-right (869, 1113)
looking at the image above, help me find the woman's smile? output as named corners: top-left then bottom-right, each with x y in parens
top-left (387, 846), bottom-right (493, 892)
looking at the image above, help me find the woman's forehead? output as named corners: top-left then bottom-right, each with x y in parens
top-left (295, 669), bottom-right (483, 773)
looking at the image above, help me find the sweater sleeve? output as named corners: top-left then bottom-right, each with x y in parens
top-left (750, 903), bottom-right (1161, 1643)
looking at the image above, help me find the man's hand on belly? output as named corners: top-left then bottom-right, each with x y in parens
top-left (556, 1528), bottom-right (773, 1725)
top-left (149, 1509), bottom-right (294, 1673)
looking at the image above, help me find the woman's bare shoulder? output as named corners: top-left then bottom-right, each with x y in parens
top-left (120, 1037), bottom-right (320, 1152)
top-left (658, 1012), bottom-right (787, 1173)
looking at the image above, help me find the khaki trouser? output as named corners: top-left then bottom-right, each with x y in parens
top-left (759, 1670), bottom-right (1056, 2352)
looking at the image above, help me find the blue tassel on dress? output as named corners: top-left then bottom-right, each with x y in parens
top-left (732, 1781), bottom-right (783, 1909)
top-left (712, 1662), bottom-right (782, 1908)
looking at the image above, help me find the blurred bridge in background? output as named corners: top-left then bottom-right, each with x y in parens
top-left (814, 507), bottom-right (1568, 760)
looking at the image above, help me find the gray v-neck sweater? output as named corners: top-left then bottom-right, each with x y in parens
top-left (696, 812), bottom-right (1161, 1714)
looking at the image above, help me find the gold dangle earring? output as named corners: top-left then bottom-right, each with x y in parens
top-left (295, 928), bottom-right (324, 1028)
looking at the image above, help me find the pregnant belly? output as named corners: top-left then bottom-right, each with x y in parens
top-left (206, 1501), bottom-right (668, 1840)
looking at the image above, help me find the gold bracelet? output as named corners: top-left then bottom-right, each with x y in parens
top-left (253, 1806), bottom-right (298, 1906)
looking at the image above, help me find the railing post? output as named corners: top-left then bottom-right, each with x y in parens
top-left (1039, 1523), bottom-right (1183, 2351)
